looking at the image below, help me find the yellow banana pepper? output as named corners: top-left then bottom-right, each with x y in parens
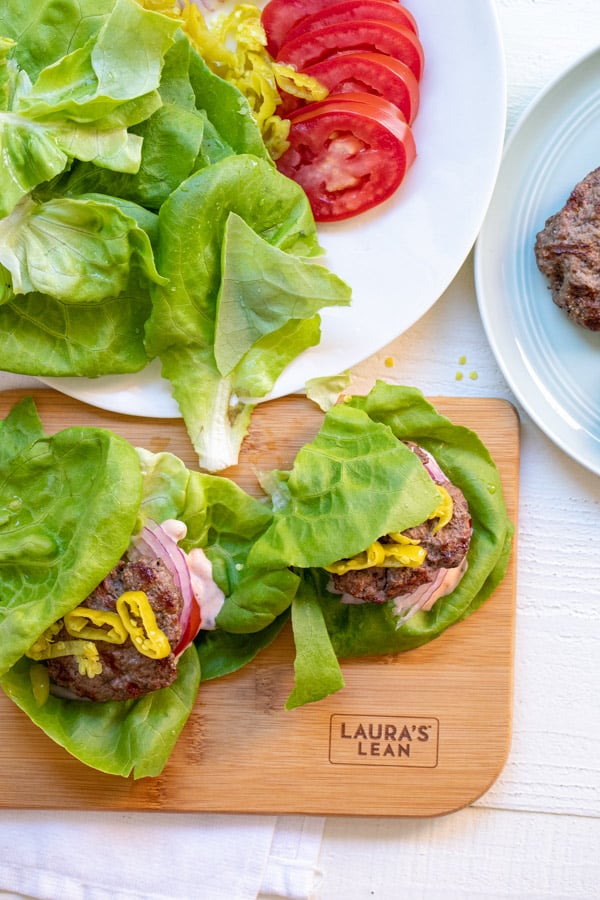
top-left (116, 591), bottom-right (171, 660)
top-left (64, 607), bottom-right (128, 645)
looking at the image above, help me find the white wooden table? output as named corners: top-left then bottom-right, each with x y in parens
top-left (316, 2), bottom-right (600, 896)
top-left (0, 3), bottom-right (599, 899)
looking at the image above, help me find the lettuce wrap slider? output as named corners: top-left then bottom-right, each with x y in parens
top-left (0, 397), bottom-right (297, 777)
top-left (247, 383), bottom-right (514, 708)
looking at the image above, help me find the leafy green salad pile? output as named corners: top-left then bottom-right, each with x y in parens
top-left (0, 0), bottom-right (351, 471)
top-left (0, 385), bottom-right (513, 777)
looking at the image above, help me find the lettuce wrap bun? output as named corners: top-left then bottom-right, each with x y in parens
top-left (248, 383), bottom-right (514, 708)
top-left (0, 398), bottom-right (297, 777)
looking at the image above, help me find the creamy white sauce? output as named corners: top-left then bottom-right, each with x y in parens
top-left (161, 518), bottom-right (187, 543)
top-left (422, 557), bottom-right (469, 610)
top-left (187, 547), bottom-right (225, 631)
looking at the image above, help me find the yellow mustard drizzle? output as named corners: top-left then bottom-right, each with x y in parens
top-left (116, 591), bottom-right (171, 660)
top-left (324, 486), bottom-right (454, 575)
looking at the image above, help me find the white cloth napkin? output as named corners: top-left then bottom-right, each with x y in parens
top-left (0, 812), bottom-right (325, 900)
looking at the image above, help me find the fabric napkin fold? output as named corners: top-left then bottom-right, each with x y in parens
top-left (0, 812), bottom-right (325, 900)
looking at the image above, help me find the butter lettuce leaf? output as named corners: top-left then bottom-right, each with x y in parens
top-left (0, 412), bottom-right (143, 677)
top-left (0, 283), bottom-right (152, 376)
top-left (0, 195), bottom-right (165, 303)
top-left (135, 446), bottom-right (300, 638)
top-left (0, 394), bottom-right (44, 469)
top-left (248, 403), bottom-right (441, 570)
top-left (286, 574), bottom-right (344, 710)
top-left (16, 0), bottom-right (177, 122)
top-left (215, 212), bottom-right (351, 376)
top-left (147, 155), bottom-right (351, 471)
top-left (57, 33), bottom-right (207, 210)
top-left (1, 646), bottom-right (200, 779)
top-left (188, 49), bottom-right (269, 163)
top-left (0, 0), bottom-right (178, 218)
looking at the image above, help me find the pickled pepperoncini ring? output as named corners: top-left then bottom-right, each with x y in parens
top-left (116, 591), bottom-right (171, 660)
top-left (430, 485), bottom-right (453, 533)
top-left (26, 637), bottom-right (102, 677)
top-left (324, 537), bottom-right (427, 575)
top-left (64, 607), bottom-right (128, 644)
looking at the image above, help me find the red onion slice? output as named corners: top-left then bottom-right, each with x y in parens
top-left (414, 445), bottom-right (447, 484)
top-left (131, 520), bottom-right (197, 649)
top-left (392, 568), bottom-right (447, 625)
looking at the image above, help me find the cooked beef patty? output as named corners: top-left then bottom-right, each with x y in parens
top-left (534, 166), bottom-right (600, 331)
top-left (46, 555), bottom-right (183, 702)
top-left (330, 452), bottom-right (472, 605)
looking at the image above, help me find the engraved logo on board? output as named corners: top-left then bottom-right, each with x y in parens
top-left (329, 714), bottom-right (439, 767)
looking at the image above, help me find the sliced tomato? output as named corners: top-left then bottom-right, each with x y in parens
top-left (284, 1), bottom-right (418, 44)
top-left (276, 92), bottom-right (416, 221)
top-left (174, 595), bottom-right (202, 657)
top-left (277, 20), bottom-right (425, 81)
top-left (279, 51), bottom-right (420, 123)
top-left (262, 0), bottom-right (405, 56)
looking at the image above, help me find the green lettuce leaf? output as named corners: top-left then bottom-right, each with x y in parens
top-left (196, 613), bottom-right (289, 682)
top-left (187, 49), bottom-right (269, 163)
top-left (0, 1), bottom-right (116, 81)
top-left (16, 0), bottom-right (176, 123)
top-left (304, 372), bottom-right (352, 411)
top-left (0, 0), bottom-right (179, 217)
top-left (248, 402), bottom-right (441, 570)
top-left (57, 33), bottom-right (206, 210)
top-left (146, 155), bottom-right (350, 471)
top-left (1, 646), bottom-right (200, 779)
top-left (286, 574), bottom-right (344, 710)
top-left (136, 446), bottom-right (300, 642)
top-left (0, 282), bottom-right (152, 376)
top-left (0, 194), bottom-right (165, 303)
top-left (215, 212), bottom-right (351, 376)
top-left (0, 394), bottom-right (44, 467)
top-left (0, 404), bottom-right (143, 677)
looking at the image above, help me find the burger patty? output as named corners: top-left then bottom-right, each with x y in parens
top-left (330, 477), bottom-right (472, 605)
top-left (534, 166), bottom-right (600, 331)
top-left (46, 555), bottom-right (183, 702)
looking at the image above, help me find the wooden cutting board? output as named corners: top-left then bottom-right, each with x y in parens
top-left (0, 389), bottom-right (519, 817)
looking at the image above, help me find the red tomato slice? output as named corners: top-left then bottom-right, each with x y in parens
top-left (276, 93), bottom-right (416, 221)
top-left (284, 1), bottom-right (418, 45)
top-left (174, 596), bottom-right (202, 657)
top-left (277, 20), bottom-right (425, 81)
top-left (279, 51), bottom-right (420, 123)
top-left (262, 0), bottom-right (408, 56)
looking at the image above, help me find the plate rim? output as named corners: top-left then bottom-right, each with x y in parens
top-left (474, 42), bottom-right (600, 477)
top-left (36, 0), bottom-right (507, 418)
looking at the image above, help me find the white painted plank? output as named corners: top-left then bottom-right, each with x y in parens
top-left (319, 807), bottom-right (600, 899)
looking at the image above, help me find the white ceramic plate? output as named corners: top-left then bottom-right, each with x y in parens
top-left (42, 0), bottom-right (506, 416)
top-left (475, 46), bottom-right (600, 476)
